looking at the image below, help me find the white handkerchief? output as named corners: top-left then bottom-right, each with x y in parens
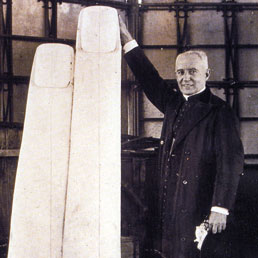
top-left (194, 222), bottom-right (209, 250)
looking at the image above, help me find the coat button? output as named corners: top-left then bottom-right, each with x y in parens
top-left (176, 173), bottom-right (179, 177)
top-left (183, 180), bottom-right (188, 185)
top-left (160, 140), bottom-right (164, 145)
top-left (181, 237), bottom-right (186, 242)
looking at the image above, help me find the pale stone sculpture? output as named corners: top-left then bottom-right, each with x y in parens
top-left (62, 6), bottom-right (121, 258)
top-left (8, 44), bottom-right (74, 258)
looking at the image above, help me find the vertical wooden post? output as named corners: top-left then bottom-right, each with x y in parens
top-left (128, 0), bottom-right (140, 136)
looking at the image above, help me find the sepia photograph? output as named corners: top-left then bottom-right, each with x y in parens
top-left (0, 1), bottom-right (257, 258)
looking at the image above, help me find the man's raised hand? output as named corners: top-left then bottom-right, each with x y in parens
top-left (118, 15), bottom-right (133, 46)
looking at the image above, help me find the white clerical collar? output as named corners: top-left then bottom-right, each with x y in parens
top-left (183, 87), bottom-right (206, 101)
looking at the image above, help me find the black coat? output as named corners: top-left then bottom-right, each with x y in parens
top-left (125, 47), bottom-right (244, 258)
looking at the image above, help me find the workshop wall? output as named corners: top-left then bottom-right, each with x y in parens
top-left (140, 0), bottom-right (258, 164)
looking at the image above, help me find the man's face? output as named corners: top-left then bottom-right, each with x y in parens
top-left (175, 54), bottom-right (210, 96)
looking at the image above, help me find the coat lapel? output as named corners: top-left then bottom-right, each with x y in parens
top-left (173, 102), bottom-right (213, 149)
top-left (165, 96), bottom-right (184, 136)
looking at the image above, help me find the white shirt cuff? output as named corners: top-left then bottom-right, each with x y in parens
top-left (211, 206), bottom-right (229, 215)
top-left (123, 40), bottom-right (138, 54)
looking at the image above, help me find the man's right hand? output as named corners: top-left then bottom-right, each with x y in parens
top-left (118, 15), bottom-right (133, 46)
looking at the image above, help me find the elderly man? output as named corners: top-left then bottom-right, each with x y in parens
top-left (119, 17), bottom-right (244, 258)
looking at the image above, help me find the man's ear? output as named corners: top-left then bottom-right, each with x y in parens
top-left (206, 69), bottom-right (211, 80)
